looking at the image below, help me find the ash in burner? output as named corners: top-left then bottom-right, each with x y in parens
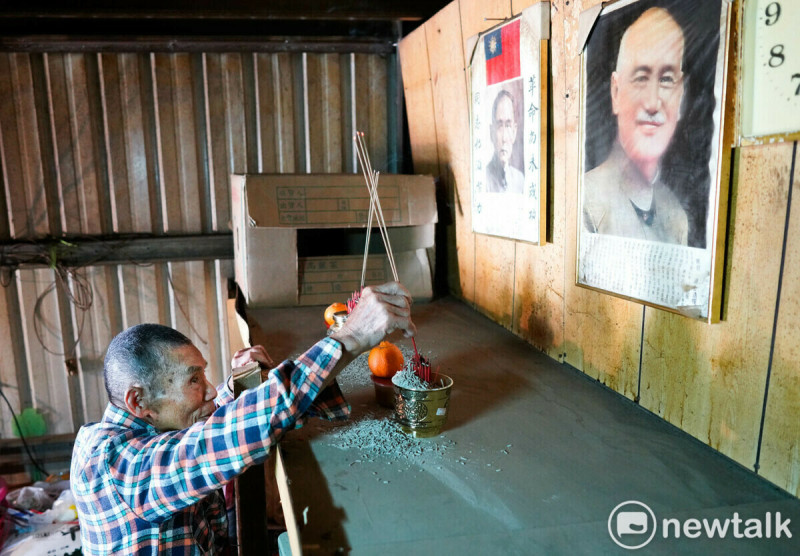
top-left (392, 370), bottom-right (433, 390)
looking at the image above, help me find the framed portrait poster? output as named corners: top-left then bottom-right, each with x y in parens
top-left (577, 0), bottom-right (734, 322)
top-left (469, 3), bottom-right (549, 244)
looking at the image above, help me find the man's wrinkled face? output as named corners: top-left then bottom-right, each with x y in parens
top-left (611, 9), bottom-right (684, 178)
top-left (492, 95), bottom-right (517, 167)
top-left (149, 344), bottom-right (217, 431)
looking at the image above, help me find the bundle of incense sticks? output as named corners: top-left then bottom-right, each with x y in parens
top-left (353, 132), bottom-right (429, 382)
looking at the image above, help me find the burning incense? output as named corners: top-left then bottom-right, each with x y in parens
top-left (353, 132), bottom-right (429, 381)
top-left (354, 132), bottom-right (398, 280)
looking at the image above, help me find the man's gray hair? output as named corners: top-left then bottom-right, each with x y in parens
top-left (104, 324), bottom-right (193, 407)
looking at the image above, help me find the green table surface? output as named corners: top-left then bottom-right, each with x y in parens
top-left (248, 297), bottom-right (800, 555)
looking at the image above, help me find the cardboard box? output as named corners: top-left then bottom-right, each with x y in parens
top-left (231, 174), bottom-right (437, 307)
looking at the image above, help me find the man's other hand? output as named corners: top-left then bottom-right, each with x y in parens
top-left (231, 345), bottom-right (275, 370)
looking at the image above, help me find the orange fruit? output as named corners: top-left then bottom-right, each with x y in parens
top-left (324, 302), bottom-right (348, 327)
top-left (368, 341), bottom-right (404, 378)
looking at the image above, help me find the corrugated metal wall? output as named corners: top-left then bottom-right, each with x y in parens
top-left (0, 50), bottom-right (394, 437)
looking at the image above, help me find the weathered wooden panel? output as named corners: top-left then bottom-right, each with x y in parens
top-left (426, 2), bottom-right (475, 302)
top-left (0, 53), bottom-right (50, 238)
top-left (399, 24), bottom-right (447, 292)
top-left (473, 234), bottom-right (515, 326)
top-left (641, 145), bottom-right (792, 467)
top-left (512, 0), bottom-right (539, 16)
top-left (307, 54), bottom-right (343, 173)
top-left (15, 268), bottom-right (74, 434)
top-left (560, 0), bottom-right (641, 397)
top-left (398, 28), bottom-right (440, 178)
top-left (513, 240), bottom-right (565, 357)
top-left (354, 54), bottom-right (388, 173)
top-left (207, 261), bottom-right (229, 387)
top-left (203, 53), bottom-right (248, 232)
top-left (43, 53), bottom-right (103, 236)
top-left (0, 278), bottom-right (26, 437)
top-left (117, 263), bottom-right (164, 329)
top-left (45, 53), bottom-right (80, 235)
top-left (167, 261), bottom-right (224, 387)
top-left (100, 53), bottom-right (156, 234)
top-left (216, 260), bottom-right (236, 379)
top-left (254, 53), bottom-right (297, 173)
top-left (511, 0), bottom-right (565, 358)
top-left (757, 145), bottom-right (800, 496)
top-left (71, 266), bottom-right (118, 423)
top-left (152, 53), bottom-right (205, 234)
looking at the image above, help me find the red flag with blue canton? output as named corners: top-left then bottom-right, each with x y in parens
top-left (485, 19), bottom-right (520, 86)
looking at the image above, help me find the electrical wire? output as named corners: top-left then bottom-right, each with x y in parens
top-left (0, 383), bottom-right (49, 477)
top-left (123, 256), bottom-right (209, 345)
top-left (0, 236), bottom-right (210, 449)
top-left (1, 238), bottom-right (96, 358)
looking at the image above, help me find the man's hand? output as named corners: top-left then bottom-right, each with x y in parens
top-left (330, 281), bottom-right (416, 357)
top-left (231, 345), bottom-right (275, 370)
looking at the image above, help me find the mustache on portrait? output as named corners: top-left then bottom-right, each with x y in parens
top-left (636, 111), bottom-right (666, 125)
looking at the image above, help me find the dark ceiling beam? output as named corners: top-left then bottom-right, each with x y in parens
top-left (0, 0), bottom-right (437, 22)
top-left (0, 234), bottom-right (234, 268)
top-left (0, 36), bottom-right (396, 53)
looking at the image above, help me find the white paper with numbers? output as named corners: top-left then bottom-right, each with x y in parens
top-left (740, 0), bottom-right (800, 140)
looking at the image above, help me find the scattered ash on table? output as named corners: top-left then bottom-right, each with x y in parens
top-left (334, 353), bottom-right (372, 391)
top-left (292, 343), bottom-right (456, 467)
top-left (326, 416), bottom-right (456, 464)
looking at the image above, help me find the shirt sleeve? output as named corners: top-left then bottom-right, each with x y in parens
top-left (107, 337), bottom-right (350, 523)
top-left (213, 346), bottom-right (349, 420)
top-left (215, 379), bottom-right (234, 407)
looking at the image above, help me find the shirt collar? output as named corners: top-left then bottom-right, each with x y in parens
top-left (102, 403), bottom-right (158, 434)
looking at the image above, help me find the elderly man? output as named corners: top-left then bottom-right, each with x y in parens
top-left (486, 89), bottom-right (525, 194)
top-left (583, 7), bottom-right (689, 245)
top-left (71, 282), bottom-right (415, 554)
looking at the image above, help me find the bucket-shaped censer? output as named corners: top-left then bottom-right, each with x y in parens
top-left (392, 374), bottom-right (453, 437)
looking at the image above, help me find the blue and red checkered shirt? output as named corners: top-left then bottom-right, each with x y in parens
top-left (71, 337), bottom-right (350, 555)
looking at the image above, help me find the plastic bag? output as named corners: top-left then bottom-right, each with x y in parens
top-left (28, 490), bottom-right (77, 525)
top-left (5, 487), bottom-right (52, 513)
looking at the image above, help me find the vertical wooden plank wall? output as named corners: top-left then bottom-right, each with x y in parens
top-left (401, 0), bottom-right (800, 497)
top-left (0, 49), bottom-right (392, 438)
top-left (761, 148), bottom-right (800, 494)
top-left (254, 53), bottom-right (297, 174)
top-left (510, 0), bottom-right (565, 357)
top-left (560, 0), bottom-right (642, 398)
top-left (355, 54), bottom-right (390, 173)
top-left (0, 281), bottom-right (25, 436)
top-left (640, 146), bottom-right (792, 468)
top-left (425, 2), bottom-right (476, 302)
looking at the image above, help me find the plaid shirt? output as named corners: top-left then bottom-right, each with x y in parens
top-left (71, 337), bottom-right (350, 555)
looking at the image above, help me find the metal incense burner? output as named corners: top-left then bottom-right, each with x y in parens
top-left (393, 374), bottom-right (453, 438)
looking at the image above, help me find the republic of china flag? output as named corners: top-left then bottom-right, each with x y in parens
top-left (484, 19), bottom-right (521, 86)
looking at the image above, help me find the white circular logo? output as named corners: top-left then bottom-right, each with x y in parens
top-left (608, 500), bottom-right (657, 550)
